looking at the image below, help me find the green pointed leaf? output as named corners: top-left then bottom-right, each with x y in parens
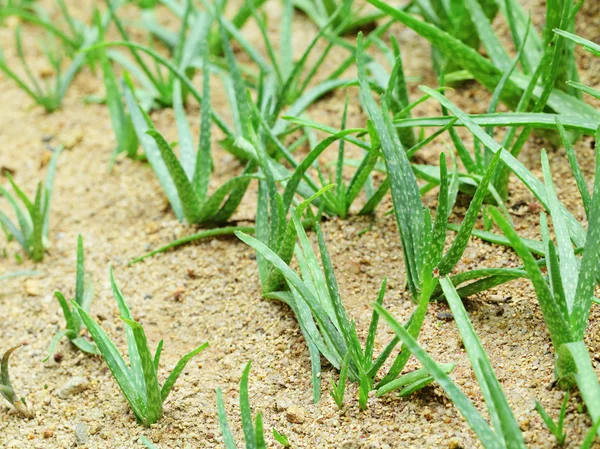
top-left (160, 342), bottom-right (207, 402)
top-left (373, 303), bottom-right (502, 449)
top-left (146, 129), bottom-right (202, 224)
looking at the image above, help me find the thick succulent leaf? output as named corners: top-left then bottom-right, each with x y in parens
top-left (554, 29), bottom-right (600, 57)
top-left (556, 117), bottom-right (590, 217)
top-left (41, 146), bottom-right (62, 239)
top-left (364, 278), bottom-right (387, 369)
top-left (357, 33), bottom-right (424, 298)
top-left (489, 208), bottom-right (573, 349)
top-left (376, 362), bottom-right (454, 397)
top-left (557, 341), bottom-right (600, 431)
top-left (267, 289), bottom-right (325, 402)
top-left (236, 231), bottom-right (345, 364)
top-left (172, 81), bottom-right (195, 181)
top-left (438, 150), bottom-right (501, 275)
top-left (75, 235), bottom-right (85, 306)
top-left (394, 113), bottom-right (599, 135)
top-left (122, 318), bottom-right (163, 425)
top-left (572, 137), bottom-right (600, 339)
top-left (1, 346), bottom-right (21, 404)
top-left (70, 336), bottom-right (99, 355)
top-left (193, 42), bottom-right (212, 202)
top-left (541, 150), bottom-right (577, 313)
top-left (377, 275), bottom-right (434, 388)
top-left (146, 129), bottom-right (202, 224)
top-left (122, 78), bottom-right (184, 220)
top-left (447, 223), bottom-right (546, 255)
top-left (72, 301), bottom-right (143, 420)
top-left (441, 277), bottom-right (525, 447)
top-left (463, 0), bottom-right (511, 71)
top-left (216, 387), bottom-right (239, 449)
top-left (199, 174), bottom-right (255, 223)
top-left (239, 362), bottom-right (256, 449)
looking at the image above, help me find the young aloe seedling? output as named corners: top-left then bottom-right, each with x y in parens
top-left (238, 218), bottom-right (454, 407)
top-left (536, 393), bottom-right (569, 446)
top-left (217, 362), bottom-right (289, 448)
top-left (0, 0), bottom-right (114, 112)
top-left (45, 235), bottom-right (98, 361)
top-left (120, 26), bottom-right (255, 226)
top-left (1, 346), bottom-right (33, 418)
top-left (73, 268), bottom-right (208, 427)
top-left (0, 147), bottom-right (62, 261)
top-left (489, 145), bottom-right (600, 429)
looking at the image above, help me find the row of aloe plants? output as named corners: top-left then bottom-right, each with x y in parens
top-left (2, 0), bottom-right (600, 447)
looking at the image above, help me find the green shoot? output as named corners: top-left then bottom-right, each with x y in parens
top-left (45, 236), bottom-right (99, 361)
top-left (216, 361), bottom-right (288, 448)
top-left (0, 147), bottom-right (62, 261)
top-left (356, 33), bottom-right (519, 303)
top-left (272, 428), bottom-right (290, 447)
top-left (140, 436), bottom-right (159, 449)
top-left (365, 0), bottom-right (595, 120)
top-left (329, 352), bottom-right (350, 409)
top-left (73, 267), bottom-right (208, 427)
top-left (1, 346), bottom-right (33, 418)
top-left (535, 393), bottom-right (569, 446)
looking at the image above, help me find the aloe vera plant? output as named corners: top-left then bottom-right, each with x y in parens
top-left (0, 2), bottom-right (113, 112)
top-left (488, 144), bottom-right (600, 429)
top-left (366, 0), bottom-right (588, 112)
top-left (0, 147), bottom-right (62, 261)
top-left (238, 217), bottom-right (454, 406)
top-left (45, 236), bottom-right (98, 361)
top-left (1, 346), bottom-right (33, 418)
top-left (121, 47), bottom-right (254, 225)
top-left (216, 362), bottom-right (289, 448)
top-left (356, 34), bottom-right (524, 300)
top-left (536, 392), bottom-right (569, 446)
top-left (73, 268), bottom-right (208, 426)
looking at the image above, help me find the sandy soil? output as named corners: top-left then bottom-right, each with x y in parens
top-left (1, 0), bottom-right (600, 448)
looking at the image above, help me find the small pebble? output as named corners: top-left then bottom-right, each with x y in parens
top-left (56, 377), bottom-right (90, 399)
top-left (286, 405), bottom-right (306, 424)
top-left (436, 311), bottom-right (454, 321)
top-left (24, 279), bottom-right (41, 296)
top-left (74, 423), bottom-right (89, 445)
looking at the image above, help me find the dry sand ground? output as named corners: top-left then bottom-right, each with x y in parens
top-left (1, 0), bottom-right (600, 448)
